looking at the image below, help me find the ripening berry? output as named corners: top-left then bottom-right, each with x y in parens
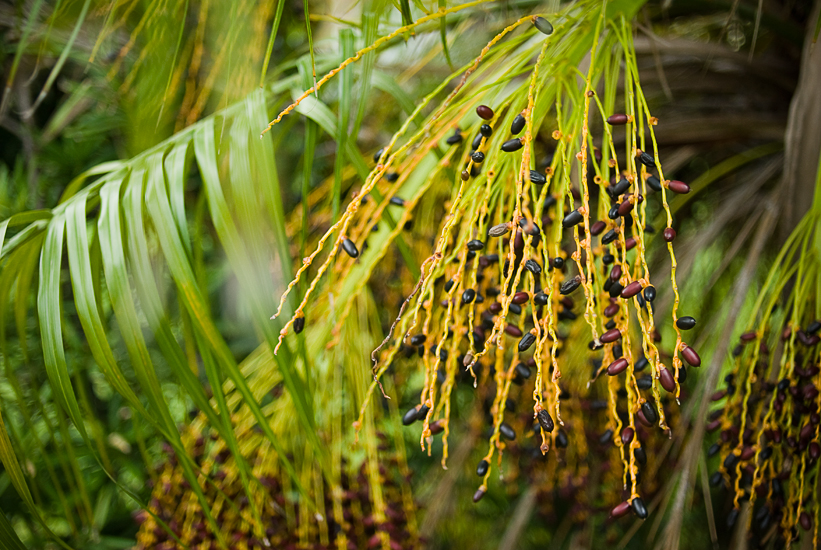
top-left (681, 344), bottom-right (701, 366)
top-left (537, 409), bottom-right (554, 432)
top-left (341, 237), bottom-right (359, 258)
top-left (467, 239), bottom-right (485, 251)
top-left (676, 316), bottom-right (696, 330)
top-left (667, 180), bottom-right (691, 194)
top-left (446, 130), bottom-right (463, 145)
top-left (532, 16), bottom-right (554, 35)
top-left (476, 105), bottom-right (494, 120)
top-left (560, 276), bottom-right (582, 295)
top-left (607, 114), bottom-right (629, 125)
top-left (637, 151), bottom-right (655, 167)
top-left (501, 138), bottom-right (523, 152)
top-left (562, 210), bottom-right (583, 228)
top-left (529, 170), bottom-right (546, 185)
top-left (511, 113), bottom-right (526, 134)
top-left (631, 497), bottom-right (648, 519)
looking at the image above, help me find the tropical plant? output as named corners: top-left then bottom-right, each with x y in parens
top-left (0, 0), bottom-right (820, 549)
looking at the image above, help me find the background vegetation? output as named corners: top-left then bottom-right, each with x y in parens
top-left (0, 0), bottom-right (819, 549)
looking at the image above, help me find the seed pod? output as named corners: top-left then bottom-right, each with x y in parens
top-left (293, 315), bottom-right (305, 334)
top-left (467, 239), bottom-right (485, 251)
top-left (590, 220), bottom-right (606, 235)
top-left (621, 427), bottom-right (635, 445)
top-left (667, 180), bottom-right (690, 194)
top-left (601, 328), bottom-right (622, 343)
top-left (341, 237), bottom-right (359, 258)
top-left (488, 222), bottom-right (510, 237)
top-left (499, 422), bottom-right (516, 441)
top-left (552, 257), bottom-right (564, 269)
top-left (501, 138), bottom-right (523, 152)
top-left (555, 430), bottom-right (568, 448)
top-left (646, 175), bottom-right (662, 192)
top-left (676, 316), bottom-right (696, 330)
top-left (473, 487), bottom-right (486, 503)
top-left (479, 124), bottom-right (492, 138)
top-left (663, 227), bottom-right (676, 242)
top-left (373, 148), bottom-right (385, 163)
top-left (602, 229), bottom-right (617, 245)
top-left (476, 105), bottom-right (494, 120)
top-left (681, 344), bottom-right (701, 367)
top-left (607, 358), bottom-right (628, 376)
top-left (620, 281), bottom-right (642, 299)
top-left (402, 407), bottom-right (419, 426)
top-left (511, 113), bottom-right (526, 134)
top-left (529, 170), bottom-right (546, 185)
top-left (637, 151), bottom-right (655, 167)
top-left (515, 363), bottom-right (531, 379)
top-left (534, 292), bottom-right (549, 306)
top-left (641, 402), bottom-right (658, 424)
top-left (462, 289), bottom-right (476, 304)
top-left (611, 501), bottom-right (631, 518)
top-left (476, 459), bottom-right (489, 477)
top-left (637, 376), bottom-right (653, 390)
top-left (660, 368), bottom-right (676, 392)
top-left (643, 286), bottom-right (656, 302)
top-left (599, 429), bottom-right (614, 445)
top-left (635, 446), bottom-right (647, 465)
top-left (505, 325), bottom-right (523, 337)
top-left (471, 151), bottom-right (485, 163)
top-left (560, 276), bottom-right (582, 295)
top-left (532, 16), bottom-right (554, 35)
top-left (537, 409), bottom-right (554, 433)
top-left (446, 131), bottom-right (463, 145)
top-left (561, 209), bottom-right (583, 228)
top-left (518, 332), bottom-right (536, 352)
